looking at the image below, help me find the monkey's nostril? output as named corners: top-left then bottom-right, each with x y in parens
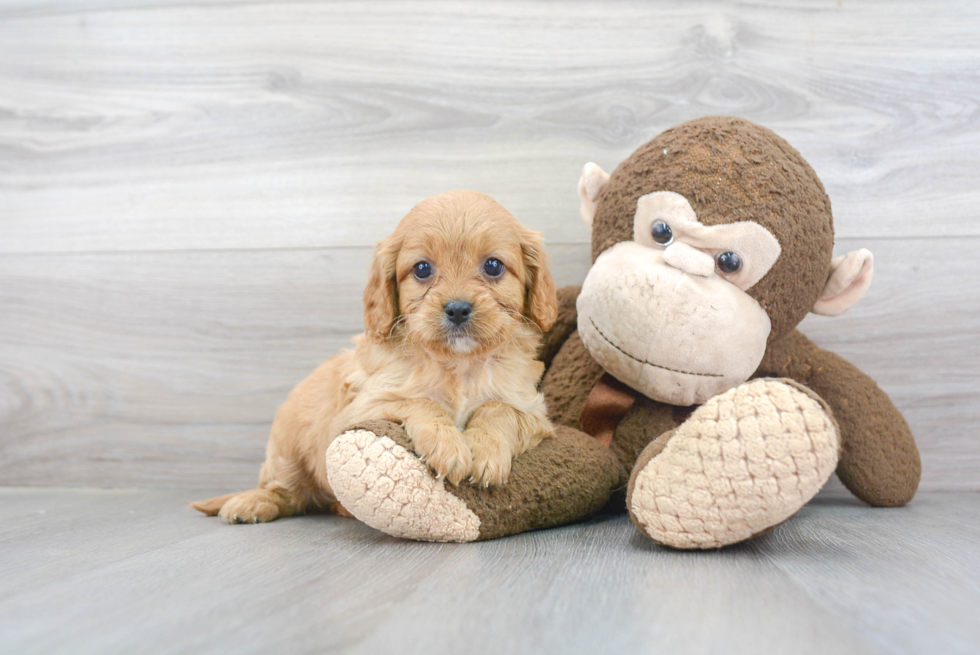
top-left (444, 300), bottom-right (473, 326)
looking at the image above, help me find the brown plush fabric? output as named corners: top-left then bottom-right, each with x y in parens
top-left (352, 420), bottom-right (622, 541)
top-left (539, 287), bottom-right (682, 493)
top-left (529, 119), bottom-right (917, 533)
top-left (610, 395), bottom-right (682, 477)
top-left (450, 426), bottom-right (624, 540)
top-left (347, 420), bottom-right (411, 445)
top-left (537, 285), bottom-right (581, 368)
top-left (591, 116), bottom-right (835, 343)
top-left (540, 331), bottom-right (606, 431)
top-left (758, 330), bottom-right (921, 506)
top-left (334, 118), bottom-right (920, 546)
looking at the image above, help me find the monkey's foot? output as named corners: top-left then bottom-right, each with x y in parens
top-left (325, 421), bottom-right (622, 543)
top-left (325, 421), bottom-right (481, 542)
top-left (627, 378), bottom-right (839, 549)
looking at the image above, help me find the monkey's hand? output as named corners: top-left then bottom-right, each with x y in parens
top-left (760, 330), bottom-right (921, 506)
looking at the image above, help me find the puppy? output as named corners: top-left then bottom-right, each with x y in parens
top-left (193, 190), bottom-right (558, 524)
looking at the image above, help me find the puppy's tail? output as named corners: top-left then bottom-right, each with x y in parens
top-left (190, 492), bottom-right (238, 516)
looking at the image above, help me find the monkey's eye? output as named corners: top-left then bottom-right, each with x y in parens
top-left (483, 257), bottom-right (505, 278)
top-left (651, 220), bottom-right (673, 246)
top-left (716, 252), bottom-right (742, 274)
top-left (413, 261), bottom-right (433, 280)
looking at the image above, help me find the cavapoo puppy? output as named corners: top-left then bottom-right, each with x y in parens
top-left (193, 190), bottom-right (558, 524)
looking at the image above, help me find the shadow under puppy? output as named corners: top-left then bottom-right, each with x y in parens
top-left (193, 190), bottom-right (558, 523)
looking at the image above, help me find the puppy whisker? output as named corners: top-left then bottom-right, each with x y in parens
top-left (496, 303), bottom-right (542, 334)
top-left (387, 314), bottom-right (410, 339)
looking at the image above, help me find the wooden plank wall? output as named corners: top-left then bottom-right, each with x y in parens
top-left (1, 0), bottom-right (977, 490)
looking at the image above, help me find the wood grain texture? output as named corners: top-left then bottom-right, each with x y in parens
top-left (1, 0), bottom-right (978, 491)
top-left (1, 0), bottom-right (979, 255)
top-left (757, 493), bottom-right (980, 655)
top-left (0, 238), bottom-right (976, 490)
top-left (0, 488), bottom-right (977, 655)
top-left (0, 244), bottom-right (592, 488)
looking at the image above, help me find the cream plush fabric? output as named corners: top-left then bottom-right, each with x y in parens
top-left (577, 241), bottom-right (772, 406)
top-left (326, 429), bottom-right (481, 542)
top-left (628, 378), bottom-right (839, 549)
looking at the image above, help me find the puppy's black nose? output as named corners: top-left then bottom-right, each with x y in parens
top-left (444, 300), bottom-right (473, 326)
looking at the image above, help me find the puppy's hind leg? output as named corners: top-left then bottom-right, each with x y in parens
top-left (227, 487), bottom-right (297, 524)
top-left (191, 458), bottom-right (311, 524)
top-left (191, 485), bottom-right (303, 524)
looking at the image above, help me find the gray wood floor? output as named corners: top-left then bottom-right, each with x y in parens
top-left (1, 489), bottom-right (977, 655)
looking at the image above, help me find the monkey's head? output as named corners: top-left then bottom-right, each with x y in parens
top-left (576, 116), bottom-right (874, 406)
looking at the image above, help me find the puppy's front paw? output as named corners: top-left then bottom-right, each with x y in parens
top-left (408, 423), bottom-right (473, 486)
top-left (464, 427), bottom-right (513, 487)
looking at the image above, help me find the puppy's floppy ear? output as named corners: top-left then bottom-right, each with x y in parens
top-left (519, 227), bottom-right (558, 332)
top-left (363, 234), bottom-right (401, 341)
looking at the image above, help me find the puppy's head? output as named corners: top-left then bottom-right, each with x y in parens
top-left (363, 190), bottom-right (557, 358)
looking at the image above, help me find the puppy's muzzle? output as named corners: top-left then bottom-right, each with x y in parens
top-left (444, 300), bottom-right (473, 326)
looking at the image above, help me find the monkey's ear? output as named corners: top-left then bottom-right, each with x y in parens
top-left (363, 235), bottom-right (401, 341)
top-left (811, 249), bottom-right (874, 317)
top-left (578, 162), bottom-right (610, 229)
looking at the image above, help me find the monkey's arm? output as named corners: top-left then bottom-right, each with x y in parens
top-left (758, 330), bottom-right (920, 506)
top-left (537, 285), bottom-right (581, 369)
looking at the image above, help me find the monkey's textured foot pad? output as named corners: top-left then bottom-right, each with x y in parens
top-left (325, 426), bottom-right (481, 543)
top-left (627, 378), bottom-right (839, 549)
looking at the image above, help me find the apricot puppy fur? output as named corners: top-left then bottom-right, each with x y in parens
top-left (193, 190), bottom-right (558, 524)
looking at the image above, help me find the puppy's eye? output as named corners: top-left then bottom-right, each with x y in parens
top-left (413, 261), bottom-right (432, 280)
top-left (716, 251), bottom-right (742, 274)
top-left (651, 220), bottom-right (673, 246)
top-left (483, 258), bottom-right (504, 278)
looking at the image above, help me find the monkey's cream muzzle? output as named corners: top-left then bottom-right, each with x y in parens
top-left (577, 241), bottom-right (771, 406)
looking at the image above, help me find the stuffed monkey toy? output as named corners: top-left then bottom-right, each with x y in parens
top-left (325, 116), bottom-right (921, 548)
